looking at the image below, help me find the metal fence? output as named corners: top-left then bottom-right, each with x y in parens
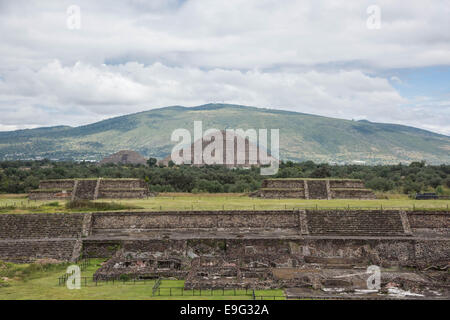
top-left (57, 275), bottom-right (285, 299)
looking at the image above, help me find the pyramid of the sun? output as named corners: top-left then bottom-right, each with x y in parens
top-left (256, 178), bottom-right (376, 199)
top-left (99, 150), bottom-right (147, 165)
top-left (161, 130), bottom-right (278, 168)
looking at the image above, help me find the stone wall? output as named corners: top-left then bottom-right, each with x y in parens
top-left (1, 209), bottom-right (448, 266)
top-left (254, 189), bottom-right (305, 199)
top-left (91, 211), bottom-right (299, 231)
top-left (262, 179), bottom-right (305, 188)
top-left (0, 240), bottom-right (78, 263)
top-left (0, 213), bottom-right (85, 239)
top-left (82, 240), bottom-right (122, 258)
top-left (97, 189), bottom-right (149, 199)
top-left (306, 210), bottom-right (406, 236)
top-left (83, 238), bottom-right (450, 269)
top-left (407, 211), bottom-right (450, 234)
top-left (29, 191), bottom-right (72, 200)
top-left (100, 179), bottom-right (147, 189)
top-left (330, 189), bottom-right (376, 199)
top-left (39, 180), bottom-right (75, 190)
top-left (329, 180), bottom-right (365, 188)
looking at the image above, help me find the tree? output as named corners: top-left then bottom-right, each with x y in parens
top-left (311, 164), bottom-right (331, 178)
top-left (365, 177), bottom-right (393, 192)
top-left (147, 158), bottom-right (157, 167)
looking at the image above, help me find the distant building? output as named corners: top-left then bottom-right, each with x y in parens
top-left (159, 130), bottom-right (278, 168)
top-left (99, 150), bottom-right (147, 165)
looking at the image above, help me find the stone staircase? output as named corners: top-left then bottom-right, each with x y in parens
top-left (306, 210), bottom-right (408, 236)
top-left (72, 179), bottom-right (98, 200)
top-left (304, 180), bottom-right (328, 199)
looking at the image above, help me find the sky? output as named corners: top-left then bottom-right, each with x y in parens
top-left (0, 0), bottom-right (449, 135)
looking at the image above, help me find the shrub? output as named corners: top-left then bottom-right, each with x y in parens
top-left (46, 201), bottom-right (60, 207)
top-left (119, 274), bottom-right (132, 281)
top-left (65, 200), bottom-right (142, 211)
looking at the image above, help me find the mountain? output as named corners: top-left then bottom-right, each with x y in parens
top-left (0, 104), bottom-right (449, 164)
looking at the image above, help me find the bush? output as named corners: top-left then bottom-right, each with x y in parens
top-left (119, 274), bottom-right (132, 281)
top-left (365, 177), bottom-right (394, 192)
top-left (0, 278), bottom-right (10, 287)
top-left (46, 201), bottom-right (60, 207)
top-left (65, 200), bottom-right (142, 211)
top-left (403, 181), bottom-right (422, 194)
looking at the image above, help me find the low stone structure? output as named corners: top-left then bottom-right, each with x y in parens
top-left (29, 178), bottom-right (151, 200)
top-left (255, 178), bottom-right (376, 199)
top-left (99, 150), bottom-right (147, 166)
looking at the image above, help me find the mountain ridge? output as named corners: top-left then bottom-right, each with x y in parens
top-left (0, 103), bottom-right (449, 164)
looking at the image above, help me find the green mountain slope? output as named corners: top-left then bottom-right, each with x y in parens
top-left (0, 104), bottom-right (449, 164)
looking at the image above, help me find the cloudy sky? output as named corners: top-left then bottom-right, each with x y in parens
top-left (0, 0), bottom-right (449, 134)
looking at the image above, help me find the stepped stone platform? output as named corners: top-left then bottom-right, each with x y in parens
top-left (29, 178), bottom-right (151, 200)
top-left (0, 209), bottom-right (448, 298)
top-left (255, 178), bottom-right (376, 199)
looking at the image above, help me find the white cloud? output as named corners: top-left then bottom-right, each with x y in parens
top-left (0, 60), bottom-right (421, 129)
top-left (0, 0), bottom-right (449, 134)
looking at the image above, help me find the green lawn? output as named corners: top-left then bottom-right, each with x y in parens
top-left (0, 259), bottom-right (284, 300)
top-left (0, 193), bottom-right (449, 214)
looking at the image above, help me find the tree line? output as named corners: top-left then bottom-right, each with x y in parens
top-left (0, 159), bottom-right (448, 195)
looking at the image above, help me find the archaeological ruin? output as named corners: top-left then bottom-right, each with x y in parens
top-left (160, 130), bottom-right (278, 168)
top-left (28, 178), bottom-right (151, 200)
top-left (255, 178), bottom-right (376, 199)
top-left (99, 150), bottom-right (148, 166)
top-left (0, 208), bottom-right (448, 298)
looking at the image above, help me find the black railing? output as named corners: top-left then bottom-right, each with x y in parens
top-left (56, 275), bottom-right (285, 299)
top-left (57, 257), bottom-right (90, 286)
top-left (152, 277), bottom-right (161, 295)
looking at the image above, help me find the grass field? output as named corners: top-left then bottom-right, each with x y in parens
top-left (0, 193), bottom-right (449, 214)
top-left (0, 259), bottom-right (284, 300)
